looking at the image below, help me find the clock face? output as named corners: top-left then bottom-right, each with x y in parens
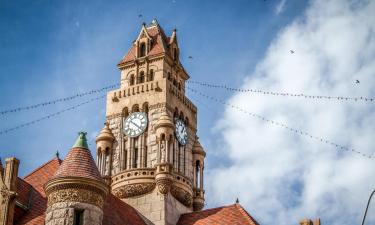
top-left (175, 119), bottom-right (188, 145)
top-left (123, 112), bottom-right (148, 137)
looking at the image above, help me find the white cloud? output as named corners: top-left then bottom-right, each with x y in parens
top-left (208, 0), bottom-right (375, 224)
top-left (275, 0), bottom-right (287, 15)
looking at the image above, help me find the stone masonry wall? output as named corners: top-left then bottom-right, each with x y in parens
top-left (122, 189), bottom-right (191, 225)
top-left (45, 202), bottom-right (103, 225)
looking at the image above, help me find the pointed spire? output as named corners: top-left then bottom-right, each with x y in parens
top-left (53, 132), bottom-right (102, 181)
top-left (170, 28), bottom-right (177, 44)
top-left (72, 132), bottom-right (89, 149)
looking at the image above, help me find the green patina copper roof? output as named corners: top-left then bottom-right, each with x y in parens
top-left (72, 132), bottom-right (89, 149)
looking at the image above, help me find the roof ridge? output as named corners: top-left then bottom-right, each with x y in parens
top-left (180, 203), bottom-right (236, 216)
top-left (23, 157), bottom-right (62, 179)
top-left (235, 203), bottom-right (260, 225)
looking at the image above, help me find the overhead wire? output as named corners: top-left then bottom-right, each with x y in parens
top-left (186, 86), bottom-right (373, 159)
top-left (0, 84), bottom-right (118, 116)
top-left (187, 80), bottom-right (375, 103)
top-left (0, 95), bottom-right (106, 136)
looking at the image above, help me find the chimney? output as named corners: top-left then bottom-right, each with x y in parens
top-left (299, 218), bottom-right (321, 225)
top-left (0, 157), bottom-right (20, 225)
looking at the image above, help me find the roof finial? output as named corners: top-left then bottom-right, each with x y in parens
top-left (72, 132), bottom-right (89, 149)
top-left (56, 151), bottom-right (60, 159)
top-left (151, 18), bottom-right (158, 25)
top-left (235, 198), bottom-right (239, 204)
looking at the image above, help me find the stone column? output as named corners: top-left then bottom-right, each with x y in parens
top-left (193, 162), bottom-right (197, 188)
top-left (157, 138), bottom-right (161, 163)
top-left (101, 152), bottom-right (105, 175)
top-left (166, 138), bottom-right (169, 163)
top-left (200, 163), bottom-right (204, 190)
top-left (108, 150), bottom-right (112, 176)
top-left (98, 153), bottom-right (102, 174)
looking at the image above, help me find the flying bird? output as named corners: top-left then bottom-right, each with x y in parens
top-left (138, 14), bottom-right (143, 18)
top-left (356, 79), bottom-right (360, 84)
top-left (290, 50), bottom-right (295, 54)
top-left (188, 56), bottom-right (193, 59)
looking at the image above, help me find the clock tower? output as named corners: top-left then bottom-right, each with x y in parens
top-left (95, 19), bottom-right (206, 225)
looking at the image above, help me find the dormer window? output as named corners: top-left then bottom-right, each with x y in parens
top-left (139, 42), bottom-right (146, 57)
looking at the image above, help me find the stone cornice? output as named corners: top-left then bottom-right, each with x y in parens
top-left (44, 177), bottom-right (108, 197)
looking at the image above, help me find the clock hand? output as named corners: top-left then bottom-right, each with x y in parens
top-left (130, 121), bottom-right (141, 130)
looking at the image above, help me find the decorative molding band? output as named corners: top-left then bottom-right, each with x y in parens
top-left (47, 188), bottom-right (105, 209)
top-left (44, 177), bottom-right (108, 197)
top-left (171, 185), bottom-right (193, 207)
top-left (112, 182), bottom-right (155, 198)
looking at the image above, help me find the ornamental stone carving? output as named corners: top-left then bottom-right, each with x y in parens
top-left (170, 185), bottom-right (192, 207)
top-left (112, 183), bottom-right (155, 198)
top-left (156, 177), bottom-right (172, 195)
top-left (47, 188), bottom-right (105, 209)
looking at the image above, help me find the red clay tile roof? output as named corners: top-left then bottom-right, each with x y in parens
top-left (13, 157), bottom-right (148, 225)
top-left (177, 204), bottom-right (260, 225)
top-left (52, 147), bottom-right (103, 182)
top-left (102, 194), bottom-right (146, 225)
top-left (15, 158), bottom-right (62, 225)
top-left (118, 24), bottom-right (170, 65)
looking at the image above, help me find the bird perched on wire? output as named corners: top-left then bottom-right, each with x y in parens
top-left (188, 56), bottom-right (193, 59)
top-left (290, 50), bottom-right (295, 54)
top-left (356, 79), bottom-right (360, 84)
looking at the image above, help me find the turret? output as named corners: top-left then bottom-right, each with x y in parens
top-left (96, 122), bottom-right (115, 178)
top-left (154, 111), bottom-right (174, 194)
top-left (44, 132), bottom-right (109, 225)
top-left (0, 157), bottom-right (20, 225)
top-left (192, 138), bottom-right (206, 211)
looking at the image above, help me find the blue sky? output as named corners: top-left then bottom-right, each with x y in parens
top-left (2, 1), bottom-right (375, 224)
top-left (0, 0), bottom-right (306, 174)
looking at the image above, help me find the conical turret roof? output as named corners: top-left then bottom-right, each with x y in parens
top-left (53, 132), bottom-right (103, 181)
top-left (96, 122), bottom-right (115, 142)
top-left (155, 111), bottom-right (174, 129)
top-left (193, 139), bottom-right (206, 157)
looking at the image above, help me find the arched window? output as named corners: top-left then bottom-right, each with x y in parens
top-left (139, 71), bottom-right (145, 84)
top-left (178, 82), bottom-right (181, 90)
top-left (132, 104), bottom-right (140, 112)
top-left (129, 74), bottom-right (135, 86)
top-left (123, 107), bottom-right (129, 117)
top-left (142, 102), bottom-right (149, 114)
top-left (148, 69), bottom-right (154, 81)
top-left (139, 42), bottom-right (146, 57)
top-left (173, 78), bottom-right (177, 86)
